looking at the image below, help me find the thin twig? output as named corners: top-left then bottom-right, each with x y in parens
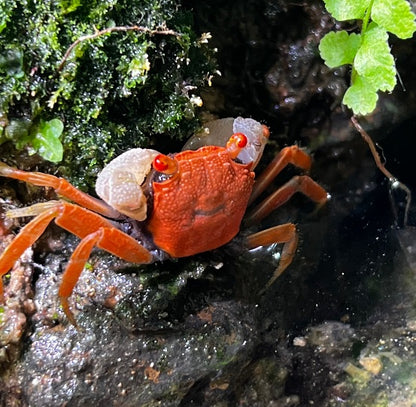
top-left (351, 116), bottom-right (411, 226)
top-left (58, 25), bottom-right (181, 71)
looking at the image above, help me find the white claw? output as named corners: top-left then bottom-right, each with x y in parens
top-left (96, 148), bottom-right (159, 221)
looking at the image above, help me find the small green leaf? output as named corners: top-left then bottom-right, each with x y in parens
top-left (354, 23), bottom-right (396, 91)
top-left (343, 75), bottom-right (378, 115)
top-left (59, 0), bottom-right (81, 14)
top-left (0, 1), bottom-right (16, 34)
top-left (372, 0), bottom-right (416, 39)
top-left (323, 0), bottom-right (370, 21)
top-left (319, 31), bottom-right (361, 68)
top-left (117, 41), bottom-right (152, 91)
top-left (126, 53), bottom-right (150, 87)
top-left (31, 119), bottom-right (64, 162)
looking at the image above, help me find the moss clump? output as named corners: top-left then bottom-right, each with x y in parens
top-left (0, 0), bottom-right (216, 188)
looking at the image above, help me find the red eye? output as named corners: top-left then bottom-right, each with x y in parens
top-left (231, 133), bottom-right (248, 148)
top-left (226, 133), bottom-right (248, 159)
top-left (153, 155), bottom-right (168, 172)
top-left (153, 154), bottom-right (178, 175)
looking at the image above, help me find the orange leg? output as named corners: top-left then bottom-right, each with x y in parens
top-left (249, 145), bottom-right (312, 205)
top-left (245, 175), bottom-right (328, 226)
top-left (0, 162), bottom-right (119, 218)
top-left (246, 223), bottom-right (298, 292)
top-left (0, 207), bottom-right (59, 300)
top-left (0, 200), bottom-right (152, 325)
top-left (58, 226), bottom-right (152, 326)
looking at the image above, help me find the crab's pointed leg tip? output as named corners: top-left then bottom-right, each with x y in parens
top-left (60, 296), bottom-right (80, 329)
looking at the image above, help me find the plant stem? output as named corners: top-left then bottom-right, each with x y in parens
top-left (361, 0), bottom-right (375, 35)
top-left (350, 1), bottom-right (374, 89)
top-left (351, 116), bottom-right (411, 226)
top-left (58, 25), bottom-right (181, 71)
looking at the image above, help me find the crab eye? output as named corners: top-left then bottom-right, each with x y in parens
top-left (153, 154), bottom-right (178, 175)
top-left (229, 132), bottom-right (248, 148)
top-left (226, 133), bottom-right (248, 159)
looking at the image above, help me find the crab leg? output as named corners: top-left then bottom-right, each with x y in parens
top-left (0, 200), bottom-right (152, 324)
top-left (58, 226), bottom-right (152, 326)
top-left (0, 162), bottom-right (120, 218)
top-left (245, 175), bottom-right (327, 226)
top-left (0, 207), bottom-right (58, 300)
top-left (246, 223), bottom-right (298, 291)
top-left (249, 146), bottom-right (313, 205)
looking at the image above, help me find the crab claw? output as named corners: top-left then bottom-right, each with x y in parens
top-left (95, 148), bottom-right (159, 221)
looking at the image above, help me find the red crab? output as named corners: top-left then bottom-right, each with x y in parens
top-left (0, 117), bottom-right (327, 325)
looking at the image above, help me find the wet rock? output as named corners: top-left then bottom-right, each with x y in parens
top-left (0, 235), bottom-right (35, 369)
top-left (18, 299), bottom-right (257, 406)
top-left (396, 226), bottom-right (416, 271)
top-left (306, 321), bottom-right (356, 355)
top-left (0, 231), bottom-right (35, 407)
top-left (233, 357), bottom-right (290, 406)
top-left (288, 321), bottom-right (359, 406)
top-left (0, 239), bottom-right (259, 406)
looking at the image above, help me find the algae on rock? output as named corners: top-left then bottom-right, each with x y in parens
top-left (0, 0), bottom-right (216, 188)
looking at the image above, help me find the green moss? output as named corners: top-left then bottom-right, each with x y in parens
top-left (0, 0), bottom-right (216, 189)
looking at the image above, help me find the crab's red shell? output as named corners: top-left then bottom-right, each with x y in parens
top-left (147, 145), bottom-right (254, 257)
